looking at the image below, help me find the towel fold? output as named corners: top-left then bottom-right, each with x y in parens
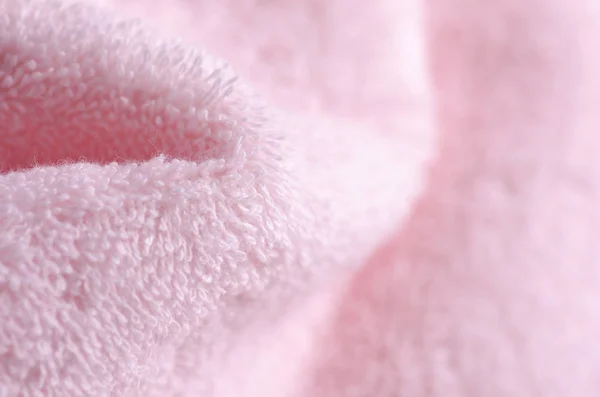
top-left (1, 0), bottom-right (600, 396)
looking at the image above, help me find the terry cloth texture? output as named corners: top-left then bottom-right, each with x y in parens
top-left (1, 0), bottom-right (600, 396)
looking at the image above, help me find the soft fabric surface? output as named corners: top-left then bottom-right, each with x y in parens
top-left (1, 0), bottom-right (599, 396)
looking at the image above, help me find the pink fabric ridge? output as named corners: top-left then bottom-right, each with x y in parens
top-left (1, 0), bottom-right (600, 396)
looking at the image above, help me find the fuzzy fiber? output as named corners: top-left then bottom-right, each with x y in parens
top-left (1, 0), bottom-right (600, 396)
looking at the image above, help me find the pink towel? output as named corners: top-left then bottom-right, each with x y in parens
top-left (1, 0), bottom-right (600, 395)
